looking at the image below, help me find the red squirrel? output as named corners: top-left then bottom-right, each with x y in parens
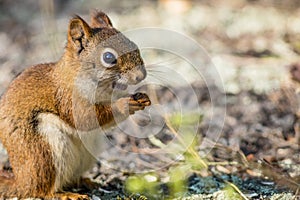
top-left (0, 10), bottom-right (151, 199)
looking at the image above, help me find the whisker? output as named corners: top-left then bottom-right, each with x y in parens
top-left (146, 56), bottom-right (181, 67)
top-left (98, 77), bottom-right (116, 86)
top-left (147, 68), bottom-right (167, 73)
top-left (147, 71), bottom-right (167, 79)
top-left (146, 60), bottom-right (184, 73)
top-left (146, 73), bottom-right (169, 84)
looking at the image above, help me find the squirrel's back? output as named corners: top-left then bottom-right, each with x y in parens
top-left (0, 63), bottom-right (57, 118)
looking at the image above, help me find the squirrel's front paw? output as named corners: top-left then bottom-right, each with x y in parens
top-left (113, 93), bottom-right (151, 116)
top-left (129, 92), bottom-right (151, 114)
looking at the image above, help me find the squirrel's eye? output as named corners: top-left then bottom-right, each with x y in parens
top-left (103, 52), bottom-right (117, 65)
top-left (101, 48), bottom-right (118, 68)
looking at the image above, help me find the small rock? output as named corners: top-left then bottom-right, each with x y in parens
top-left (92, 194), bottom-right (101, 200)
top-left (290, 63), bottom-right (300, 83)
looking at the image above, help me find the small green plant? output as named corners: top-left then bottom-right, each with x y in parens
top-left (125, 111), bottom-right (247, 199)
top-left (125, 173), bottom-right (159, 196)
top-left (223, 181), bottom-right (249, 200)
top-left (125, 111), bottom-right (207, 199)
top-left (167, 165), bottom-right (189, 198)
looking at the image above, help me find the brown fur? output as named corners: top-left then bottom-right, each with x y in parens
top-left (0, 10), bottom-right (150, 199)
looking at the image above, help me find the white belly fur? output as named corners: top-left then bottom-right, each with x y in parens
top-left (37, 113), bottom-right (101, 192)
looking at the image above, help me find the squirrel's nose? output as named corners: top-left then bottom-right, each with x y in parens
top-left (126, 65), bottom-right (147, 85)
top-left (135, 65), bottom-right (147, 83)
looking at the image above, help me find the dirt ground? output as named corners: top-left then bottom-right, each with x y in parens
top-left (0, 0), bottom-right (299, 199)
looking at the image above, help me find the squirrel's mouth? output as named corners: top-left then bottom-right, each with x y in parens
top-left (112, 81), bottom-right (128, 90)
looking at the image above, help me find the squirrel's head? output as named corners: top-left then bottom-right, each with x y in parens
top-left (66, 10), bottom-right (146, 103)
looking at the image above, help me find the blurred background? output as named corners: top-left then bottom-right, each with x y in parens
top-left (0, 0), bottom-right (299, 198)
top-left (0, 0), bottom-right (300, 89)
top-left (1, 0), bottom-right (300, 92)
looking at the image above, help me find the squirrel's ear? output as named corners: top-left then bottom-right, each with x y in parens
top-left (90, 10), bottom-right (113, 28)
top-left (68, 16), bottom-right (92, 54)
